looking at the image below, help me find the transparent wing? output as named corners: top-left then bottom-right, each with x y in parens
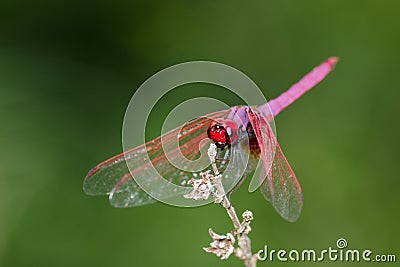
top-left (248, 107), bottom-right (303, 222)
top-left (83, 109), bottom-right (230, 207)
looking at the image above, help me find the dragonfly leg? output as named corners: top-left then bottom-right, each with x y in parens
top-left (222, 148), bottom-right (239, 172)
top-left (215, 148), bottom-right (231, 169)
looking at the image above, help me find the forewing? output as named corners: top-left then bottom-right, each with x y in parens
top-left (83, 110), bottom-right (230, 207)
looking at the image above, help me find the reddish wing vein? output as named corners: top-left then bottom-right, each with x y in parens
top-left (83, 110), bottom-right (230, 207)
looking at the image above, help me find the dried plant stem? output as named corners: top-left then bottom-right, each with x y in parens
top-left (184, 144), bottom-right (258, 266)
top-left (207, 144), bottom-right (258, 267)
top-left (209, 173), bottom-right (241, 230)
top-left (237, 234), bottom-right (258, 267)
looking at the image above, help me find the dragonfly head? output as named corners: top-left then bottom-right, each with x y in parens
top-left (207, 120), bottom-right (238, 149)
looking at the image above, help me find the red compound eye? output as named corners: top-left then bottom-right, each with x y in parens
top-left (207, 120), bottom-right (238, 148)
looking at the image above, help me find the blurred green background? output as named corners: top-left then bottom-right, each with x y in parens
top-left (1, 1), bottom-right (399, 266)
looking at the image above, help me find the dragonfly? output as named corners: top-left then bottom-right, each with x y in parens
top-left (83, 57), bottom-right (337, 222)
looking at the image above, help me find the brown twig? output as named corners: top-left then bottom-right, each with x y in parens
top-left (184, 143), bottom-right (258, 267)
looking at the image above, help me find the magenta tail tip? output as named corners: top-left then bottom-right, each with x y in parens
top-left (326, 57), bottom-right (339, 68)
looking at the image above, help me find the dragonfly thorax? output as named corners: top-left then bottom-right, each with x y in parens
top-left (207, 120), bottom-right (238, 149)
